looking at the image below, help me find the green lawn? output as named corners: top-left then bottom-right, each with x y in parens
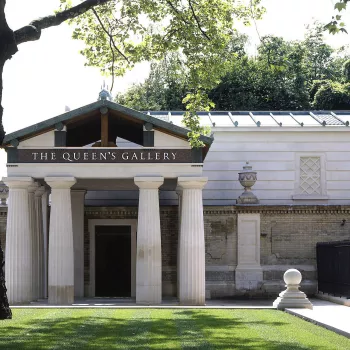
top-left (0, 309), bottom-right (349, 349)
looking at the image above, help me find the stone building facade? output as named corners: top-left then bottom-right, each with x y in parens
top-left (1, 94), bottom-right (350, 304)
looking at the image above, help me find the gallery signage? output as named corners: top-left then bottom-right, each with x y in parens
top-left (14, 149), bottom-right (193, 163)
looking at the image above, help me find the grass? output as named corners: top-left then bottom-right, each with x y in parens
top-left (0, 309), bottom-right (349, 349)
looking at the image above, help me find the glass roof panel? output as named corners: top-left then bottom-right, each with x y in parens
top-left (252, 114), bottom-right (279, 126)
top-left (197, 113), bottom-right (212, 126)
top-left (209, 112), bottom-right (234, 126)
top-left (312, 113), bottom-right (343, 125)
top-left (275, 115), bottom-right (300, 126)
top-left (148, 111), bottom-right (170, 122)
top-left (292, 114), bottom-right (321, 126)
top-left (169, 113), bottom-right (185, 127)
top-left (229, 113), bottom-right (256, 126)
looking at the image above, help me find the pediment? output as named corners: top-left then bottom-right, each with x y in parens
top-left (3, 100), bottom-right (212, 153)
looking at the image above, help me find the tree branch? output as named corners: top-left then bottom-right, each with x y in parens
top-left (164, 0), bottom-right (191, 25)
top-left (188, 0), bottom-right (210, 40)
top-left (92, 8), bottom-right (130, 63)
top-left (14, 0), bottom-right (112, 45)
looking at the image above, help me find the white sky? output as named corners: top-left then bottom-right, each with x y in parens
top-left (1, 0), bottom-right (350, 176)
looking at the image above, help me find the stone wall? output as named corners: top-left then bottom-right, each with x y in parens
top-left (204, 207), bottom-right (236, 299)
top-left (238, 205), bottom-right (350, 297)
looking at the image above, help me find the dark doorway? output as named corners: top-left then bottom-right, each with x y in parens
top-left (95, 225), bottom-right (131, 297)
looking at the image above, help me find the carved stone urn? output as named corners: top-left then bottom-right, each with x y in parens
top-left (237, 162), bottom-right (259, 204)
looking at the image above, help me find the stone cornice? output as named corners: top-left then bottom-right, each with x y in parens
top-left (84, 205), bottom-right (350, 216)
top-left (85, 207), bottom-right (138, 217)
top-left (235, 205), bottom-right (350, 215)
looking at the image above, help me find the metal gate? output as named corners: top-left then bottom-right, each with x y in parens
top-left (316, 240), bottom-right (350, 297)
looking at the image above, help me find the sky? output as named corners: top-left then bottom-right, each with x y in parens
top-left (1, 0), bottom-right (350, 176)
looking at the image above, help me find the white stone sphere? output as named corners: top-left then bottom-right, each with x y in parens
top-left (283, 269), bottom-right (302, 285)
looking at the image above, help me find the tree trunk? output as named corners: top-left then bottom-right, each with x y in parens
top-left (0, 0), bottom-right (111, 318)
top-left (0, 239), bottom-right (11, 319)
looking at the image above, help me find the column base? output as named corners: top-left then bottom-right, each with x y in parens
top-left (179, 299), bottom-right (205, 306)
top-left (48, 285), bottom-right (74, 305)
top-left (136, 285), bottom-right (161, 305)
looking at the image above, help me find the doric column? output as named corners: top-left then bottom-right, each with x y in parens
top-left (2, 177), bottom-right (34, 303)
top-left (28, 182), bottom-right (39, 301)
top-left (176, 187), bottom-right (182, 299)
top-left (45, 177), bottom-right (76, 305)
top-left (134, 177), bottom-right (164, 305)
top-left (41, 190), bottom-right (49, 298)
top-left (35, 186), bottom-right (45, 299)
top-left (177, 177), bottom-right (208, 305)
top-left (71, 190), bottom-right (86, 298)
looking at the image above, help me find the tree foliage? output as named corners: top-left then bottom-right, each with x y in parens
top-left (325, 0), bottom-right (349, 34)
top-left (119, 24), bottom-right (350, 112)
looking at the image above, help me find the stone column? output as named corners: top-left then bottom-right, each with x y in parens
top-left (2, 177), bottom-right (34, 303)
top-left (45, 177), bottom-right (76, 305)
top-left (71, 190), bottom-right (86, 298)
top-left (177, 177), bottom-right (208, 305)
top-left (28, 183), bottom-right (39, 301)
top-left (41, 190), bottom-right (49, 298)
top-left (35, 186), bottom-right (45, 299)
top-left (134, 177), bottom-right (164, 305)
top-left (235, 213), bottom-right (263, 292)
top-left (176, 188), bottom-right (182, 299)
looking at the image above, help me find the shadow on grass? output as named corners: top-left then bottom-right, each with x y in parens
top-left (0, 309), bottom-right (343, 350)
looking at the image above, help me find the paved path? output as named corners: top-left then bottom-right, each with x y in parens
top-left (286, 298), bottom-right (350, 338)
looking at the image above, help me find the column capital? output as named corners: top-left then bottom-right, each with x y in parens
top-left (134, 177), bottom-right (164, 189)
top-left (45, 177), bottom-right (76, 189)
top-left (28, 182), bottom-right (40, 194)
top-left (2, 177), bottom-right (34, 189)
top-left (35, 186), bottom-right (46, 197)
top-left (177, 177), bottom-right (208, 190)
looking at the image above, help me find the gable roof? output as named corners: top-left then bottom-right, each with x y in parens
top-left (2, 99), bottom-right (213, 147)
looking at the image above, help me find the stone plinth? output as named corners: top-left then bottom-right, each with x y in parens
top-left (177, 177), bottom-right (208, 305)
top-left (134, 177), bottom-right (164, 305)
top-left (273, 269), bottom-right (313, 310)
top-left (45, 177), bottom-right (76, 305)
top-left (2, 177), bottom-right (34, 303)
top-left (235, 214), bottom-right (263, 292)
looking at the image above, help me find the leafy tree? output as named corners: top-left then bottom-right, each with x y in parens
top-left (119, 24), bottom-right (349, 112)
top-left (0, 0), bottom-right (264, 148)
top-left (326, 0), bottom-right (349, 34)
top-left (313, 82), bottom-right (350, 109)
top-left (343, 59), bottom-right (350, 81)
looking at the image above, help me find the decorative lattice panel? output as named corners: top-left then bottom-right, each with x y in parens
top-left (299, 157), bottom-right (321, 195)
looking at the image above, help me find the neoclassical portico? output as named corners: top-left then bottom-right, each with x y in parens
top-left (1, 93), bottom-right (212, 305)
